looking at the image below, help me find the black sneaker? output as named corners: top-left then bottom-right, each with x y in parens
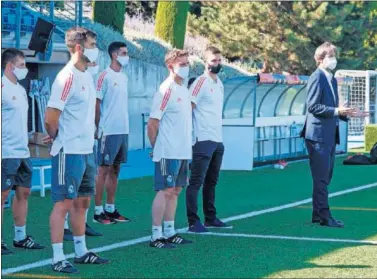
top-left (188, 220), bottom-right (209, 233)
top-left (13, 236), bottom-right (45, 249)
top-left (204, 218), bottom-right (233, 229)
top-left (64, 228), bottom-right (73, 241)
top-left (93, 212), bottom-right (116, 225)
top-left (149, 238), bottom-right (176, 249)
top-left (52, 260), bottom-right (79, 274)
top-left (104, 209), bottom-right (130, 223)
top-left (166, 234), bottom-right (193, 245)
top-left (2, 242), bottom-right (13, 255)
top-left (85, 223), bottom-right (103, 237)
top-left (74, 251), bottom-right (109, 264)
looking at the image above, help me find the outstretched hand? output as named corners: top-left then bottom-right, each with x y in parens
top-left (338, 107), bottom-right (356, 117)
top-left (349, 107), bottom-right (369, 118)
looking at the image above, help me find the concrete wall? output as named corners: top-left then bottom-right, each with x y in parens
top-left (124, 58), bottom-right (168, 150)
top-left (97, 50), bottom-right (168, 150)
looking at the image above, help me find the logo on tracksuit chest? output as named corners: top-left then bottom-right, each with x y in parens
top-left (167, 175), bottom-right (173, 183)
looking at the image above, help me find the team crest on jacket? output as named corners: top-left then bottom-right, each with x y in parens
top-left (167, 175), bottom-right (173, 183)
top-left (68, 185), bottom-right (74, 194)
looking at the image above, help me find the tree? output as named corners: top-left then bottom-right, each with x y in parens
top-left (125, 1), bottom-right (202, 22)
top-left (126, 1), bottom-right (158, 21)
top-left (92, 1), bottom-right (126, 34)
top-left (188, 1), bottom-right (377, 74)
top-left (154, 1), bottom-right (190, 49)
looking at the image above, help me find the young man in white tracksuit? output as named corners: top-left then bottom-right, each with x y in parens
top-left (45, 27), bottom-right (108, 274)
top-left (94, 41), bottom-right (130, 224)
top-left (147, 49), bottom-right (193, 248)
top-left (1, 48), bottom-right (45, 255)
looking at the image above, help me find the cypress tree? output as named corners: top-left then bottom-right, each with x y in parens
top-left (155, 1), bottom-right (189, 49)
top-left (92, 1), bottom-right (126, 34)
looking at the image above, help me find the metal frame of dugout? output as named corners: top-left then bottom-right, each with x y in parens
top-left (222, 74), bottom-right (352, 170)
top-left (142, 74), bottom-right (352, 171)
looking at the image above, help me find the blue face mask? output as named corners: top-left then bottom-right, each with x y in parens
top-left (174, 66), bottom-right (190, 79)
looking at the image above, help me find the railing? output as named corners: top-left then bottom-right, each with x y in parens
top-left (1, 1), bottom-right (87, 55)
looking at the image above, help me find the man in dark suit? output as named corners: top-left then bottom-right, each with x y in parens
top-left (300, 42), bottom-right (368, 228)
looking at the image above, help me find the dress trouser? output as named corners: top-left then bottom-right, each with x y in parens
top-left (305, 139), bottom-right (336, 220)
top-left (186, 140), bottom-right (224, 225)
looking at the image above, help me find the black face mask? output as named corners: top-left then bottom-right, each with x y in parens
top-left (208, 64), bottom-right (222, 74)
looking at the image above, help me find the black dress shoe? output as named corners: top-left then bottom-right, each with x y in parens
top-left (320, 217), bottom-right (344, 228)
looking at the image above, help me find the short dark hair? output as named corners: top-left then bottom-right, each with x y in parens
top-left (65, 27), bottom-right (97, 50)
top-left (205, 46), bottom-right (221, 55)
top-left (1, 48), bottom-right (25, 69)
top-left (85, 29), bottom-right (97, 39)
top-left (108, 42), bottom-right (128, 59)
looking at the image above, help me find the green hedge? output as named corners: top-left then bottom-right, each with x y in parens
top-left (92, 1), bottom-right (126, 34)
top-left (364, 124), bottom-right (377, 151)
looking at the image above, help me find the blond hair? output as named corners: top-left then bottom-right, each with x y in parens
top-left (165, 49), bottom-right (189, 66)
top-left (314, 42), bottom-right (337, 65)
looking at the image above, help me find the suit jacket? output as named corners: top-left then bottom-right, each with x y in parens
top-left (300, 68), bottom-right (348, 145)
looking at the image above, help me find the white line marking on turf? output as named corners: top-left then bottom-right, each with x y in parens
top-left (205, 226), bottom-right (234, 229)
top-left (1, 236), bottom-right (151, 276)
top-left (3, 182), bottom-right (377, 275)
top-left (221, 182), bottom-right (377, 223)
top-left (199, 232), bottom-right (377, 245)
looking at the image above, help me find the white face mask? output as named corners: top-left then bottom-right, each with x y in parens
top-left (117, 55), bottom-right (129, 67)
top-left (323, 56), bottom-right (337, 71)
top-left (13, 66), bottom-right (28, 81)
top-left (87, 65), bottom-right (99, 76)
top-left (173, 65), bottom-right (189, 79)
top-left (84, 47), bottom-right (99, 63)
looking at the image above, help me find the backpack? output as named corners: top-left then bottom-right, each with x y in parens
top-left (343, 154), bottom-right (373, 165)
top-left (370, 142), bottom-right (377, 164)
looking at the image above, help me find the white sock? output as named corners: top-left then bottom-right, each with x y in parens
top-left (105, 204), bottom-right (115, 213)
top-left (152, 226), bottom-right (162, 241)
top-left (14, 225), bottom-right (26, 241)
top-left (85, 209), bottom-right (88, 223)
top-left (95, 206), bottom-right (104, 215)
top-left (73, 235), bottom-right (88, 258)
top-left (64, 213), bottom-right (69, 230)
top-left (163, 221), bottom-right (175, 238)
top-left (52, 243), bottom-right (65, 264)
